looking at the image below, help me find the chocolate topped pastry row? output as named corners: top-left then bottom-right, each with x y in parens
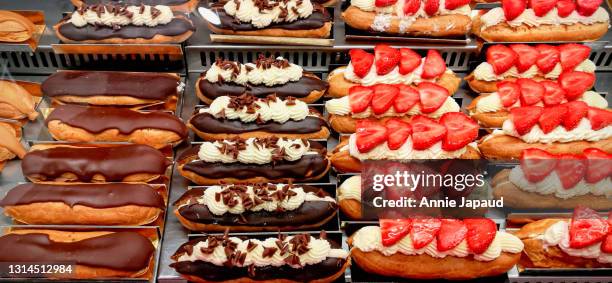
top-left (77, 0), bottom-right (192, 5)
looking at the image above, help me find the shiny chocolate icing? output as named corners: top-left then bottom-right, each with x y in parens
top-left (0, 183), bottom-right (164, 209)
top-left (46, 104), bottom-right (187, 137)
top-left (189, 113), bottom-right (326, 134)
top-left (21, 144), bottom-right (171, 182)
top-left (81, 0), bottom-right (191, 4)
top-left (42, 71), bottom-right (178, 100)
top-left (58, 18), bottom-right (194, 41)
top-left (0, 232), bottom-right (154, 271)
top-left (212, 6), bottom-right (330, 31)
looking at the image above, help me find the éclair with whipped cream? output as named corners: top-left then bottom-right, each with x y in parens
top-left (54, 4), bottom-right (195, 43)
top-left (71, 0), bottom-right (200, 12)
top-left (328, 45), bottom-right (461, 98)
top-left (472, 0), bottom-right (609, 42)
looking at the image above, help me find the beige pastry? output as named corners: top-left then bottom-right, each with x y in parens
top-left (0, 11), bottom-right (35, 42)
top-left (0, 80), bottom-right (38, 120)
top-left (0, 122), bottom-right (25, 171)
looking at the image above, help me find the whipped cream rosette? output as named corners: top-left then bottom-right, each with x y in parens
top-left (70, 0), bottom-right (201, 13)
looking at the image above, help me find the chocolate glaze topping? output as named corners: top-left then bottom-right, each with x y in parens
top-left (81, 0), bottom-right (191, 5)
top-left (0, 183), bottom-right (164, 209)
top-left (59, 18), bottom-right (194, 40)
top-left (46, 104), bottom-right (187, 137)
top-left (42, 71), bottom-right (179, 100)
top-left (0, 232), bottom-right (155, 271)
top-left (22, 144), bottom-right (171, 182)
top-left (212, 5), bottom-right (330, 31)
top-left (190, 112), bottom-right (326, 134)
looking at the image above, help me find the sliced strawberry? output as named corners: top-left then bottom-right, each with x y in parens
top-left (386, 119), bottom-right (412, 150)
top-left (487, 45), bottom-right (518, 75)
top-left (439, 112), bottom-right (479, 151)
top-left (355, 122), bottom-right (387, 153)
top-left (559, 43), bottom-right (591, 71)
top-left (583, 148), bottom-right (612, 183)
top-left (496, 81), bottom-right (520, 107)
top-left (380, 219), bottom-right (412, 246)
top-left (464, 218), bottom-right (497, 254)
top-left (538, 105), bottom-right (568, 134)
top-left (517, 78), bottom-right (544, 106)
top-left (587, 107), bottom-right (612, 130)
top-left (569, 206), bottom-right (608, 248)
top-left (410, 115), bottom-right (447, 150)
top-left (418, 82), bottom-right (449, 113)
top-left (422, 50), bottom-right (446, 79)
top-left (403, 0), bottom-right (422, 15)
top-left (437, 219), bottom-right (468, 251)
top-left (399, 48), bottom-right (421, 75)
top-left (557, 0), bottom-right (576, 17)
top-left (349, 85), bottom-right (374, 113)
top-left (556, 154), bottom-right (587, 189)
top-left (375, 45), bottom-right (401, 76)
top-left (535, 44), bottom-right (560, 74)
top-left (559, 71), bottom-right (595, 100)
top-left (510, 106), bottom-right (543, 135)
top-left (372, 85), bottom-right (399, 115)
top-left (576, 0), bottom-right (602, 16)
top-left (602, 235), bottom-right (612, 253)
top-left (424, 0), bottom-right (440, 16)
top-left (562, 101), bottom-right (588, 130)
top-left (520, 148), bottom-right (558, 182)
top-left (510, 44), bottom-right (539, 73)
top-left (349, 49), bottom-right (374, 78)
top-left (445, 0), bottom-right (470, 9)
top-left (410, 218), bottom-right (442, 249)
top-left (541, 81), bottom-right (567, 106)
top-left (394, 85), bottom-right (420, 113)
top-left (503, 0), bottom-right (527, 20)
top-left (530, 0), bottom-right (557, 16)
top-left (375, 0), bottom-right (398, 7)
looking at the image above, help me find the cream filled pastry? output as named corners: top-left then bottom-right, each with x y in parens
top-left (0, 80), bottom-right (38, 121)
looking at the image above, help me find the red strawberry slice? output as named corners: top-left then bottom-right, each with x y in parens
top-left (503, 0), bottom-right (527, 20)
top-left (569, 206), bottom-right (608, 248)
top-left (399, 48), bottom-right (422, 75)
top-left (510, 106), bottom-right (544, 135)
top-left (557, 0), bottom-right (577, 17)
top-left (437, 219), bottom-right (468, 251)
top-left (422, 50), bottom-right (446, 79)
top-left (583, 148), bottom-right (612, 183)
top-left (386, 119), bottom-right (412, 150)
top-left (380, 219), bottom-right (412, 246)
top-left (424, 0), bottom-right (440, 16)
top-left (602, 235), bottom-right (612, 253)
top-left (417, 82), bottom-right (449, 113)
top-left (576, 0), bottom-right (602, 16)
top-left (510, 44), bottom-right (539, 73)
top-left (445, 0), bottom-right (470, 9)
top-left (496, 81), bottom-right (520, 107)
top-left (559, 71), bottom-right (595, 100)
top-left (520, 148), bottom-right (558, 182)
top-left (349, 85), bottom-right (374, 113)
top-left (535, 45), bottom-right (560, 74)
top-left (464, 218), bottom-right (497, 254)
top-left (372, 85), bottom-right (399, 115)
top-left (410, 218), bottom-right (442, 249)
top-left (562, 101), bottom-right (588, 130)
top-left (530, 0), bottom-right (557, 16)
top-left (394, 85), bottom-right (420, 113)
top-left (375, 45), bottom-right (401, 76)
top-left (355, 121), bottom-right (387, 153)
top-left (439, 112), bottom-right (479, 151)
top-left (556, 154), bottom-right (587, 189)
top-left (403, 0), bottom-right (422, 15)
top-left (487, 45), bottom-right (518, 75)
top-left (587, 107), bottom-right (612, 130)
top-left (538, 104), bottom-right (568, 134)
top-left (541, 81), bottom-right (567, 106)
top-left (349, 49), bottom-right (374, 78)
top-left (559, 43), bottom-right (591, 71)
top-left (375, 0), bottom-right (398, 7)
top-left (410, 115), bottom-right (447, 150)
top-left (517, 78), bottom-right (544, 106)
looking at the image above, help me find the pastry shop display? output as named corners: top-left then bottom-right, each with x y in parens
top-left (188, 94), bottom-right (330, 141)
top-left (21, 143), bottom-right (171, 183)
top-left (0, 230), bottom-right (156, 279)
top-left (0, 80), bottom-right (38, 121)
top-left (330, 113), bottom-right (481, 173)
top-left (205, 0), bottom-right (333, 39)
top-left (491, 148), bottom-right (612, 210)
top-left (328, 46), bottom-right (461, 98)
top-left (472, 0), bottom-right (610, 42)
top-left (467, 72), bottom-right (607, 128)
top-left (478, 102), bottom-right (612, 159)
top-left (42, 71), bottom-right (181, 109)
top-left (349, 218), bottom-right (524, 280)
top-left (341, 0), bottom-right (472, 37)
top-left (170, 231), bottom-right (350, 282)
top-left (0, 183), bottom-right (165, 225)
top-left (0, 122), bottom-right (26, 171)
top-left (70, 0), bottom-right (201, 12)
top-left (196, 56), bottom-right (328, 104)
top-left (54, 4), bottom-right (195, 44)
top-left (326, 82), bottom-right (461, 133)
top-left (466, 43), bottom-right (597, 93)
top-left (0, 10), bottom-right (35, 42)
top-left (45, 104), bottom-right (187, 149)
top-left (513, 206), bottom-right (611, 268)
top-left (177, 137), bottom-right (330, 185)
top-left (173, 183), bottom-right (337, 232)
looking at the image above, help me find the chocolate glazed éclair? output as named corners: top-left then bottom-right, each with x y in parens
top-left (79, 0), bottom-right (192, 5)
top-left (58, 17), bottom-right (194, 40)
top-left (212, 4), bottom-right (331, 31)
top-left (189, 112), bottom-right (327, 134)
